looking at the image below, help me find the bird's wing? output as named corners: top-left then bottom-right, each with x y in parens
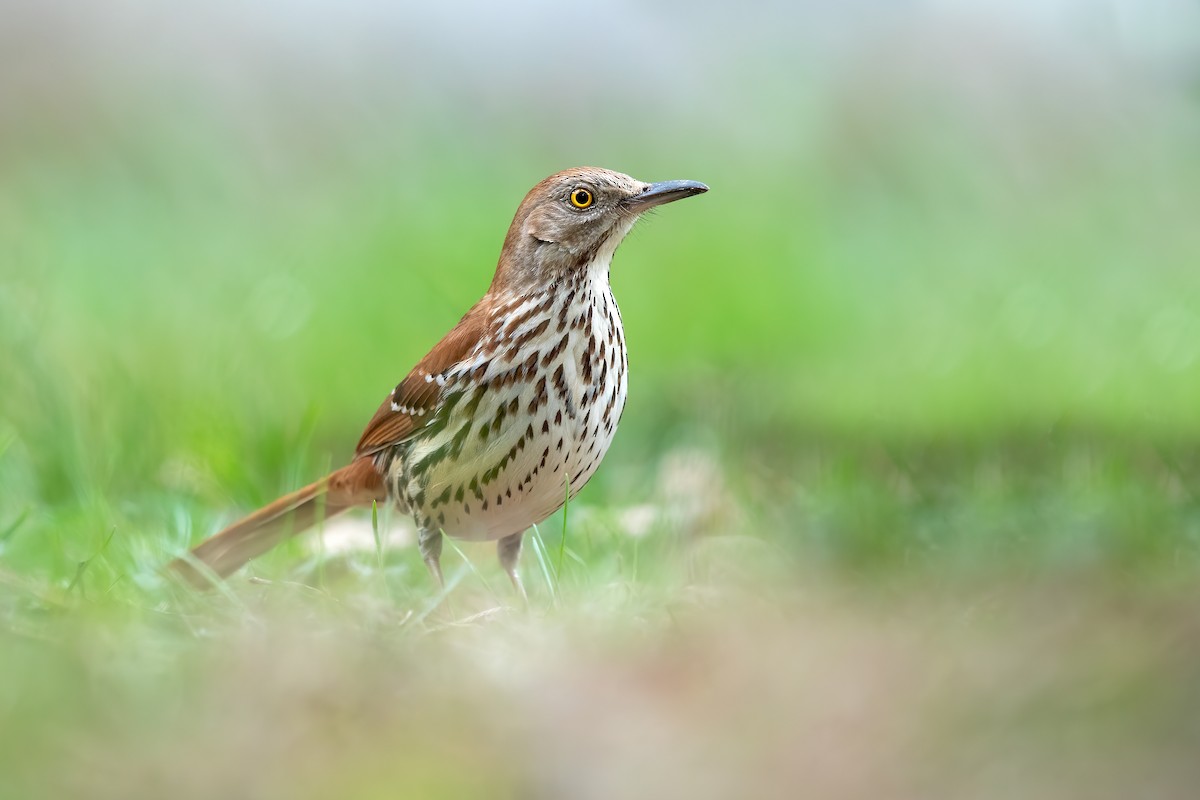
top-left (355, 302), bottom-right (489, 457)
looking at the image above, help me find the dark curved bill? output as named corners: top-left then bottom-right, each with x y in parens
top-left (623, 179), bottom-right (709, 211)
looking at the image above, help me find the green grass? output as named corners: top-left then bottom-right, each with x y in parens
top-left (4, 9), bottom-right (1200, 795)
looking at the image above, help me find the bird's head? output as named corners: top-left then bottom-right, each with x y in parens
top-left (493, 167), bottom-right (708, 290)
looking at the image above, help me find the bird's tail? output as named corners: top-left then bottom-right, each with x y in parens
top-left (171, 458), bottom-right (386, 586)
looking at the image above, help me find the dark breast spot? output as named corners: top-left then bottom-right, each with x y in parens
top-left (431, 485), bottom-right (451, 508)
top-left (528, 376), bottom-right (549, 414)
top-left (542, 334), bottom-right (569, 367)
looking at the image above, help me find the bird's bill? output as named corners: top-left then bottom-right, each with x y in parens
top-left (622, 179), bottom-right (709, 211)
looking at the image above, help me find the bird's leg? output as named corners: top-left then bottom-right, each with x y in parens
top-left (497, 532), bottom-right (527, 602)
top-left (418, 528), bottom-right (444, 588)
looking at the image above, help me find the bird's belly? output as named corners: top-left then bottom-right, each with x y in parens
top-left (398, 293), bottom-right (633, 544)
top-left (403, 369), bottom-right (624, 541)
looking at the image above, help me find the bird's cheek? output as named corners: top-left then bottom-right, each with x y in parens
top-left (524, 208), bottom-right (560, 245)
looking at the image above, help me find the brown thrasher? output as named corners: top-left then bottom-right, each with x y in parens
top-left (173, 167), bottom-right (707, 593)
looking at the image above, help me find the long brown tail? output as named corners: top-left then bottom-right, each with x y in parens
top-left (171, 458), bottom-right (386, 586)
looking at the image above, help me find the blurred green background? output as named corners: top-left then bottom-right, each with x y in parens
top-left (3, 1), bottom-right (1200, 798)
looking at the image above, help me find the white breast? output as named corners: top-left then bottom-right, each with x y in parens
top-left (396, 268), bottom-right (628, 541)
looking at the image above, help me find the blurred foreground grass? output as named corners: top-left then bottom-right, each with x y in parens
top-left (4, 2), bottom-right (1200, 797)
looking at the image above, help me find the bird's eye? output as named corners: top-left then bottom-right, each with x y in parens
top-left (569, 188), bottom-right (594, 209)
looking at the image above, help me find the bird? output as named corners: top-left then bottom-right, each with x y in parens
top-left (172, 167), bottom-right (708, 594)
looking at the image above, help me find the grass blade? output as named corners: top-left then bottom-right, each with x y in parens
top-left (371, 500), bottom-right (382, 565)
top-left (528, 523), bottom-right (557, 601)
top-left (0, 509), bottom-right (29, 545)
top-left (558, 482), bottom-right (570, 579)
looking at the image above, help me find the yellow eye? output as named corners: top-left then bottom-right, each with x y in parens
top-left (569, 188), bottom-right (594, 209)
